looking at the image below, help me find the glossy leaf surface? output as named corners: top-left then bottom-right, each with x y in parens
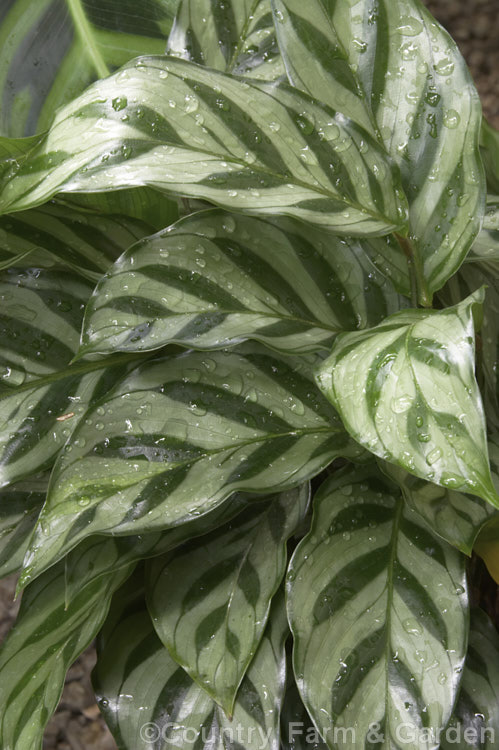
top-left (287, 467), bottom-right (468, 750)
top-left (0, 57), bottom-right (409, 236)
top-left (94, 587), bottom-right (288, 750)
top-left (0, 0), bottom-right (180, 137)
top-left (20, 345), bottom-right (363, 587)
top-left (80, 209), bottom-right (406, 357)
top-left (441, 609), bottom-right (499, 750)
top-left (169, 0), bottom-right (285, 80)
top-left (0, 268), bottom-right (136, 486)
top-left (273, 0), bottom-right (485, 302)
top-left (0, 560), bottom-right (132, 750)
top-left (0, 474), bottom-right (46, 577)
top-left (147, 484), bottom-right (308, 714)
top-left (316, 290), bottom-right (499, 505)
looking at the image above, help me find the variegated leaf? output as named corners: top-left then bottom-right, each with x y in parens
top-left (80, 209), bottom-right (406, 358)
top-left (481, 120), bottom-right (499, 194)
top-left (287, 467), bottom-right (468, 750)
top-left (63, 491), bottom-right (253, 603)
top-left (94, 585), bottom-right (288, 750)
top-left (0, 202), bottom-right (155, 280)
top-left (0, 474), bottom-right (46, 578)
top-left (146, 484), bottom-right (308, 714)
top-left (0, 0), bottom-right (180, 137)
top-left (169, 0), bottom-right (285, 81)
top-left (0, 560), bottom-right (133, 750)
top-left (20, 345), bottom-right (363, 588)
top-left (272, 0), bottom-right (485, 303)
top-left (0, 268), bottom-right (138, 485)
top-left (468, 199), bottom-right (499, 264)
top-left (0, 57), bottom-right (409, 237)
top-left (441, 609), bottom-right (499, 750)
top-left (281, 681), bottom-right (328, 750)
top-left (316, 290), bottom-right (499, 506)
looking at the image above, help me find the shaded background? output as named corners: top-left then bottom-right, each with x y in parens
top-left (0, 1), bottom-right (498, 747)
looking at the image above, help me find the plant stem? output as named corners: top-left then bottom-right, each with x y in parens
top-left (395, 233), bottom-right (432, 308)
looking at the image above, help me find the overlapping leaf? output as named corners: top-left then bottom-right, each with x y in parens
top-left (80, 209), bottom-right (406, 358)
top-left (316, 290), bottom-right (499, 506)
top-left (0, 560), bottom-right (132, 750)
top-left (169, 0), bottom-right (285, 81)
top-left (94, 585), bottom-right (288, 750)
top-left (20, 344), bottom-right (363, 588)
top-left (146, 484), bottom-right (308, 714)
top-left (273, 0), bottom-right (485, 302)
top-left (481, 120), bottom-right (499, 193)
top-left (0, 0), bottom-right (180, 137)
top-left (63, 490), bottom-right (253, 603)
top-left (0, 474), bottom-right (46, 578)
top-left (0, 56), bottom-right (409, 236)
top-left (441, 609), bottom-right (499, 750)
top-left (0, 268), bottom-right (139, 485)
top-left (287, 467), bottom-right (468, 750)
top-left (281, 681), bottom-right (327, 750)
top-left (0, 202), bottom-right (153, 279)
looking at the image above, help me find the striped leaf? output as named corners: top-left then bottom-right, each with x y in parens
top-left (316, 290), bottom-right (499, 507)
top-left (0, 0), bottom-right (180, 137)
top-left (287, 467), bottom-right (468, 750)
top-left (169, 0), bottom-right (285, 81)
top-left (441, 609), bottom-right (499, 750)
top-left (281, 681), bottom-right (328, 750)
top-left (468, 199), bottom-right (499, 264)
top-left (146, 484), bottom-right (308, 714)
top-left (481, 120), bottom-right (499, 194)
top-left (80, 209), bottom-right (406, 358)
top-left (94, 586), bottom-right (288, 750)
top-left (0, 202), bottom-right (157, 280)
top-left (0, 560), bottom-right (133, 750)
top-left (63, 490), bottom-right (252, 603)
top-left (272, 0), bottom-right (485, 303)
top-left (0, 474), bottom-right (46, 578)
top-left (381, 435), bottom-right (499, 555)
top-left (0, 56), bottom-right (409, 237)
top-left (20, 344), bottom-right (363, 588)
top-left (0, 268), bottom-right (137, 486)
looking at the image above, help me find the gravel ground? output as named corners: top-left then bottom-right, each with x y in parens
top-left (1, 2), bottom-right (498, 748)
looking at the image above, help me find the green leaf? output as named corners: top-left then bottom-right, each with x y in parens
top-left (0, 559), bottom-right (133, 750)
top-left (316, 289), bottom-right (499, 506)
top-left (0, 474), bottom-right (46, 578)
top-left (80, 209), bottom-right (406, 358)
top-left (381, 435), bottom-right (499, 555)
top-left (94, 585), bottom-right (288, 750)
top-left (441, 608), bottom-right (499, 750)
top-left (63, 490), bottom-right (253, 603)
top-left (0, 268), bottom-right (139, 485)
top-left (20, 344), bottom-right (364, 588)
top-left (0, 0), bottom-right (180, 137)
top-left (0, 56), bottom-right (409, 236)
top-left (481, 120), bottom-right (499, 194)
top-left (146, 484), bottom-right (308, 714)
top-left (169, 0), bottom-right (285, 81)
top-left (281, 681), bottom-right (328, 750)
top-left (468, 199), bottom-right (499, 264)
top-left (272, 0), bottom-right (485, 303)
top-left (287, 467), bottom-right (468, 750)
top-left (0, 202), bottom-right (155, 280)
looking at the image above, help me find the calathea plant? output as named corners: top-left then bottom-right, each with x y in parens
top-left (0, 0), bottom-right (498, 748)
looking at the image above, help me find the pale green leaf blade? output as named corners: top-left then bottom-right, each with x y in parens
top-left (383, 435), bottom-right (499, 555)
top-left (287, 467), bottom-right (468, 750)
top-left (169, 0), bottom-right (285, 81)
top-left (481, 120), bottom-right (499, 194)
top-left (468, 199), bottom-right (499, 264)
top-left (316, 290), bottom-right (499, 506)
top-left (0, 0), bottom-right (180, 137)
top-left (63, 491), bottom-right (253, 603)
top-left (80, 209), bottom-right (407, 358)
top-left (0, 268), bottom-right (139, 485)
top-left (20, 345), bottom-right (364, 587)
top-left (94, 585), bottom-right (288, 750)
top-left (0, 202), bottom-right (155, 280)
top-left (146, 484), bottom-right (308, 714)
top-left (0, 560), bottom-right (132, 750)
top-left (0, 474), bottom-right (46, 578)
top-left (273, 0), bottom-right (485, 302)
top-left (0, 57), bottom-right (409, 236)
top-left (441, 608), bottom-right (499, 750)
